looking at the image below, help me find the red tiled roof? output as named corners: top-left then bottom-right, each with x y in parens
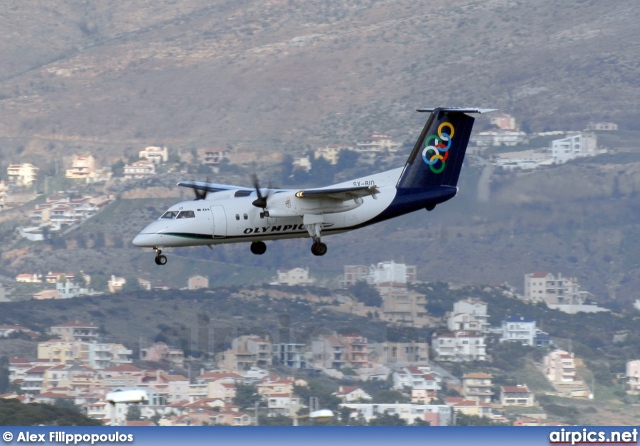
top-left (336, 386), bottom-right (360, 395)
top-left (529, 272), bottom-right (550, 278)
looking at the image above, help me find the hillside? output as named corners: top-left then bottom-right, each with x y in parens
top-left (0, 0), bottom-right (639, 169)
top-left (3, 147), bottom-right (640, 307)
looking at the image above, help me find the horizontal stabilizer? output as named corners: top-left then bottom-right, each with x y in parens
top-left (416, 107), bottom-right (498, 114)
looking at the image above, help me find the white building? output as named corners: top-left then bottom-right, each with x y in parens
top-left (292, 156), bottom-right (311, 172)
top-left (340, 403), bottom-right (453, 426)
top-left (472, 129), bottom-right (527, 147)
top-left (355, 134), bottom-right (400, 155)
top-left (447, 313), bottom-right (483, 333)
top-left (139, 146), bottom-right (169, 164)
top-left (500, 316), bottom-right (536, 346)
top-left (343, 261), bottom-right (417, 287)
top-left (544, 349), bottom-right (577, 383)
top-left (7, 163), bottom-right (39, 187)
top-left (432, 332), bottom-right (486, 362)
top-left (276, 267), bottom-right (314, 286)
top-left (392, 366), bottom-right (440, 392)
top-left (124, 161), bottom-right (156, 179)
top-left (452, 299), bottom-right (490, 333)
top-left (626, 360), bottom-right (640, 395)
top-left (586, 122), bottom-right (618, 131)
top-left (494, 150), bottom-right (552, 170)
top-left (550, 133), bottom-right (598, 164)
top-left (524, 272), bottom-right (587, 305)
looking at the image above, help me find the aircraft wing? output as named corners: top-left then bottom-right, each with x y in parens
top-left (177, 180), bottom-right (253, 193)
top-left (295, 185), bottom-right (379, 201)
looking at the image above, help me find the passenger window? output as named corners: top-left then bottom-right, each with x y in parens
top-left (243, 213), bottom-right (248, 220)
top-left (235, 214), bottom-right (240, 220)
top-left (160, 211), bottom-right (178, 219)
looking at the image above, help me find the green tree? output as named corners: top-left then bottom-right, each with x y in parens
top-left (368, 412), bottom-right (407, 426)
top-left (0, 399), bottom-right (101, 425)
top-left (111, 160), bottom-right (125, 178)
top-left (126, 404), bottom-right (141, 421)
top-left (122, 277), bottom-right (142, 293)
top-left (335, 150), bottom-right (359, 171)
top-left (308, 155), bottom-right (335, 183)
top-left (90, 274), bottom-right (109, 292)
top-left (372, 390), bottom-right (409, 404)
top-left (233, 383), bottom-right (260, 409)
top-left (348, 281), bottom-right (382, 307)
top-left (280, 154), bottom-right (294, 184)
top-left (0, 357), bottom-right (9, 393)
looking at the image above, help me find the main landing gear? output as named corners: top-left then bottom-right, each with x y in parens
top-left (311, 242), bottom-right (327, 256)
top-left (250, 241), bottom-right (267, 255)
top-left (154, 247), bottom-right (167, 265)
top-left (306, 221), bottom-right (327, 256)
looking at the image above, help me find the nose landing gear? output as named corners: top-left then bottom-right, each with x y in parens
top-left (154, 247), bottom-right (167, 265)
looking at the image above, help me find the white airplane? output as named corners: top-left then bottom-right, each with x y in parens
top-left (133, 107), bottom-right (495, 265)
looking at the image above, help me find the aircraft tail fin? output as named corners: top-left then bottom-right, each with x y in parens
top-left (396, 107), bottom-right (495, 190)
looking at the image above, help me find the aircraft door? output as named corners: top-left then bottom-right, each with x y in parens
top-left (210, 206), bottom-right (227, 237)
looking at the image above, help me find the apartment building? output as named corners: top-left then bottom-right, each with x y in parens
top-left (66, 155), bottom-right (96, 180)
top-left (432, 332), bottom-right (487, 362)
top-left (524, 272), bottom-right (586, 305)
top-left (626, 360), bottom-right (640, 395)
top-left (462, 373), bottom-right (493, 403)
top-left (500, 385), bottom-right (535, 406)
top-left (369, 341), bottom-right (429, 366)
top-left (452, 298), bottom-right (490, 333)
top-left (500, 316), bottom-right (536, 346)
top-left (343, 261), bottom-right (417, 287)
top-left (276, 267), bottom-right (314, 286)
top-left (544, 349), bottom-right (577, 383)
top-left (139, 146), bottom-right (169, 164)
top-left (7, 163), bottom-right (38, 187)
top-left (550, 133), bottom-right (598, 164)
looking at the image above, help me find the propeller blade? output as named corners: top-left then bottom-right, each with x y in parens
top-left (193, 178), bottom-right (210, 200)
top-left (251, 174), bottom-right (268, 209)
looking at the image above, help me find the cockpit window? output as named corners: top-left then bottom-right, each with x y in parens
top-left (177, 210), bottom-right (196, 219)
top-left (160, 211), bottom-right (179, 219)
top-left (234, 190), bottom-right (252, 197)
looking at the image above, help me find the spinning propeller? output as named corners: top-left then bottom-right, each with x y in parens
top-left (191, 179), bottom-right (210, 200)
top-left (251, 174), bottom-right (272, 216)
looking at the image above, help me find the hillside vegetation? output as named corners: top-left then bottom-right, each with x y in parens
top-left (0, 0), bottom-right (638, 168)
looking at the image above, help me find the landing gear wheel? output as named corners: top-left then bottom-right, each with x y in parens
top-left (155, 254), bottom-right (168, 265)
top-left (311, 242), bottom-right (327, 256)
top-left (250, 241), bottom-right (267, 255)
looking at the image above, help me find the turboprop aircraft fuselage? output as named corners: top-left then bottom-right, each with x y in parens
top-left (133, 107), bottom-right (495, 264)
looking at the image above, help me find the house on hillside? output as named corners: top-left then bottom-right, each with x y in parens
top-left (276, 268), bottom-right (314, 286)
top-left (500, 385), bottom-right (535, 406)
top-left (139, 146), bottom-right (169, 164)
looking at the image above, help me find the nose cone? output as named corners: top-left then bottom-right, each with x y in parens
top-left (132, 233), bottom-right (151, 247)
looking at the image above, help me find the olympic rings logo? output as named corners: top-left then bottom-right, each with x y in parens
top-left (422, 122), bottom-right (455, 174)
